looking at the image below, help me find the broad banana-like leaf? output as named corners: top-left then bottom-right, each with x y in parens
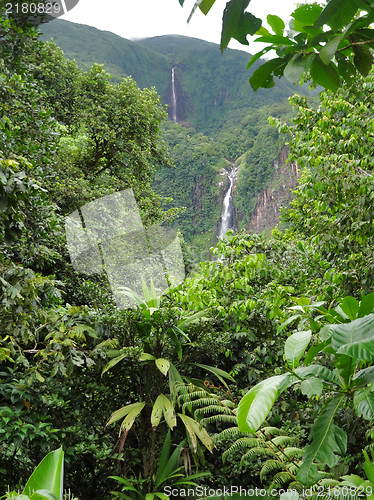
top-left (237, 374), bottom-right (287, 434)
top-left (119, 403), bottom-right (146, 434)
top-left (300, 377), bottom-right (323, 398)
top-left (284, 330), bottom-right (311, 370)
top-left (338, 338), bottom-right (374, 361)
top-left (353, 366), bottom-right (374, 386)
top-left (151, 395), bottom-right (176, 429)
top-left (23, 447), bottom-right (64, 500)
top-left (319, 324), bottom-right (337, 342)
top-left (295, 364), bottom-right (340, 386)
top-left (155, 358), bottom-right (170, 376)
top-left (354, 387), bottom-right (374, 420)
top-left (193, 363), bottom-right (235, 389)
top-left (339, 296), bottom-right (359, 321)
top-left (297, 396), bottom-right (346, 485)
top-left (331, 314), bottom-right (374, 352)
top-left (107, 402), bottom-right (146, 426)
top-left (178, 413), bottom-right (213, 452)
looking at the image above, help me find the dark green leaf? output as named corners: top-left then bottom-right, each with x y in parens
top-left (249, 57), bottom-right (287, 91)
top-left (314, 0), bottom-right (361, 31)
top-left (221, 0), bottom-right (250, 50)
top-left (353, 44), bottom-right (373, 77)
top-left (199, 0), bottom-right (216, 15)
top-left (284, 53), bottom-right (312, 85)
top-left (337, 58), bottom-right (357, 85)
top-left (310, 55), bottom-right (340, 92)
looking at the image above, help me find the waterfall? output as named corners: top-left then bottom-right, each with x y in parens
top-left (171, 66), bottom-right (177, 123)
top-left (218, 167), bottom-right (236, 239)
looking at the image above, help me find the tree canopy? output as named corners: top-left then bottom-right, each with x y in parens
top-left (180, 0), bottom-right (374, 91)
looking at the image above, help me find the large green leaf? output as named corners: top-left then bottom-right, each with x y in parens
top-left (155, 358), bottom-right (170, 376)
top-left (107, 402), bottom-right (146, 426)
top-left (267, 14), bottom-right (285, 36)
top-left (151, 394), bottom-right (176, 430)
top-left (23, 448), bottom-right (64, 500)
top-left (300, 377), bottom-right (323, 398)
top-left (310, 55), bottom-right (340, 92)
top-left (178, 413), bottom-right (213, 452)
top-left (285, 330), bottom-right (312, 370)
top-left (354, 387), bottom-right (374, 420)
top-left (295, 365), bottom-right (340, 386)
top-left (284, 54), bottom-right (312, 85)
top-left (314, 0), bottom-right (361, 31)
top-left (353, 44), bottom-right (373, 77)
top-left (353, 366), bottom-right (374, 386)
top-left (221, 0), bottom-right (261, 50)
top-left (358, 293), bottom-right (374, 318)
top-left (320, 35), bottom-right (344, 65)
top-left (339, 296), bottom-right (360, 321)
top-left (331, 314), bottom-right (374, 351)
top-left (292, 4), bottom-right (323, 25)
top-left (237, 374), bottom-right (287, 433)
top-left (249, 57), bottom-right (288, 91)
top-left (119, 402), bottom-right (147, 434)
top-left (297, 396), bottom-right (347, 485)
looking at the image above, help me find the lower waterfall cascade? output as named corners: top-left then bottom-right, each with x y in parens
top-left (217, 166), bottom-right (237, 240)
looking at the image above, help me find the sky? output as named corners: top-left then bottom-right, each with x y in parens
top-left (60, 0), bottom-right (303, 55)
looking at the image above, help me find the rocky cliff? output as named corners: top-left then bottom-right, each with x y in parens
top-left (246, 147), bottom-right (299, 233)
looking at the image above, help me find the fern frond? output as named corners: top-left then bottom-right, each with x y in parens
top-left (288, 481), bottom-right (304, 493)
top-left (260, 460), bottom-right (284, 482)
top-left (272, 436), bottom-right (299, 447)
top-left (221, 399), bottom-right (236, 408)
top-left (259, 427), bottom-right (283, 438)
top-left (194, 404), bottom-right (233, 418)
top-left (240, 447), bottom-right (274, 465)
top-left (214, 426), bottom-right (249, 442)
top-left (318, 477), bottom-right (337, 486)
top-left (200, 414), bottom-right (237, 426)
top-left (268, 471), bottom-right (295, 489)
top-left (222, 438), bottom-right (262, 463)
top-left (280, 447), bottom-right (304, 460)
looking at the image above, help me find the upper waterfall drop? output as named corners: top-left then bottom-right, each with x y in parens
top-left (171, 66), bottom-right (177, 123)
top-left (218, 166), bottom-right (237, 239)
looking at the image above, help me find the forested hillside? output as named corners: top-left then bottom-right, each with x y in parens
top-left (40, 20), bottom-right (306, 251)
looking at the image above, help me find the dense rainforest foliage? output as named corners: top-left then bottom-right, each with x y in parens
top-left (3, 4), bottom-right (374, 500)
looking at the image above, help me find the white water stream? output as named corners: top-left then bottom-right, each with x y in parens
top-left (171, 67), bottom-right (177, 123)
top-left (218, 168), bottom-right (236, 239)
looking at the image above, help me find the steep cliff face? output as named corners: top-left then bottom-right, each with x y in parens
top-left (246, 147), bottom-right (299, 232)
